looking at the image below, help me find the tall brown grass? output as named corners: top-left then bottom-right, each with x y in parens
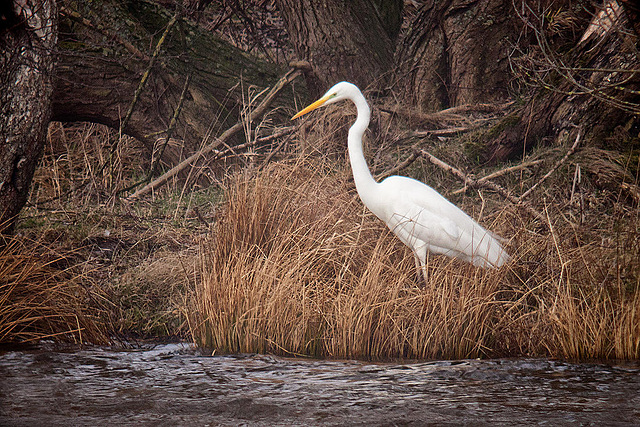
top-left (189, 158), bottom-right (499, 359)
top-left (9, 115), bottom-right (638, 358)
top-left (189, 153), bottom-right (640, 360)
top-left (0, 236), bottom-right (108, 344)
top-left (9, 122), bottom-right (202, 342)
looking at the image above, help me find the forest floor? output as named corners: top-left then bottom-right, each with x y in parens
top-left (2, 99), bottom-right (639, 360)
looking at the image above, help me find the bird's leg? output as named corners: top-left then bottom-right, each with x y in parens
top-left (414, 256), bottom-right (428, 287)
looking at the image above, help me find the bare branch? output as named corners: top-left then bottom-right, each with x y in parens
top-left (374, 150), bottom-right (419, 181)
top-left (127, 67), bottom-right (302, 200)
top-left (452, 159), bottom-right (544, 195)
top-left (415, 149), bottom-right (548, 225)
top-left (519, 129), bottom-right (581, 201)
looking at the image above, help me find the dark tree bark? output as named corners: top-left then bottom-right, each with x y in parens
top-left (620, 0), bottom-right (640, 36)
top-left (486, 0), bottom-right (640, 162)
top-left (53, 0), bottom-right (287, 165)
top-left (0, 0), bottom-right (57, 233)
top-left (275, 0), bottom-right (401, 96)
top-left (396, 0), bottom-right (525, 112)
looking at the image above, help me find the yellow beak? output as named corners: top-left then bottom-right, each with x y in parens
top-left (291, 96), bottom-right (330, 120)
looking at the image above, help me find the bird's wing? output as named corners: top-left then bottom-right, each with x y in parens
top-left (375, 176), bottom-right (508, 267)
top-left (376, 176), bottom-right (466, 248)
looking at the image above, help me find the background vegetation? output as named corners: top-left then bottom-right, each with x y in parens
top-left (1, 0), bottom-right (638, 361)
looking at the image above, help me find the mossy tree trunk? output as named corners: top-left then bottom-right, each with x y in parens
top-left (0, 0), bottom-right (57, 234)
top-left (53, 0), bottom-right (287, 165)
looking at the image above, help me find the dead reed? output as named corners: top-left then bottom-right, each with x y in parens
top-left (7, 111), bottom-right (638, 359)
top-left (10, 122), bottom-right (202, 342)
top-left (189, 151), bottom-right (640, 361)
top-left (0, 235), bottom-right (108, 344)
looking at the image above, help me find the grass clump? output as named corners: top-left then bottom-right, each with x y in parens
top-left (0, 235), bottom-right (108, 344)
top-left (4, 106), bottom-right (638, 362)
top-left (8, 122), bottom-right (204, 343)
top-left (189, 123), bottom-right (640, 360)
top-left (188, 158), bottom-right (507, 359)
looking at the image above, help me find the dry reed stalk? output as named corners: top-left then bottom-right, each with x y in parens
top-left (0, 238), bottom-right (108, 344)
top-left (33, 122), bottom-right (147, 209)
top-left (20, 122), bottom-right (200, 341)
top-left (25, 106), bottom-right (639, 358)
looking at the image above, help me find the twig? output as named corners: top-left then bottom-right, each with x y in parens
top-left (186, 126), bottom-right (294, 165)
top-left (415, 149), bottom-right (548, 225)
top-left (621, 182), bottom-right (640, 203)
top-left (117, 74), bottom-right (194, 196)
top-left (479, 159), bottom-right (544, 182)
top-left (210, 126), bottom-right (294, 163)
top-left (415, 149), bottom-right (473, 184)
top-left (451, 159), bottom-right (544, 195)
top-left (254, 126), bottom-right (295, 145)
top-left (375, 150), bottom-right (419, 181)
top-left (259, 127), bottom-right (296, 167)
top-left (412, 127), bottom-right (477, 137)
top-left (436, 102), bottom-right (514, 115)
top-left (127, 68), bottom-right (303, 200)
top-left (519, 129), bottom-right (581, 201)
top-left (119, 12), bottom-right (180, 135)
top-left (150, 73), bottom-right (192, 174)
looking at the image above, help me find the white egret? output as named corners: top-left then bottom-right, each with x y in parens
top-left (292, 82), bottom-right (510, 273)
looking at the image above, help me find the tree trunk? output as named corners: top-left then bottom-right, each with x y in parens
top-left (0, 0), bottom-right (57, 234)
top-left (53, 0), bottom-right (288, 165)
top-left (275, 0), bottom-right (401, 96)
top-left (486, 0), bottom-right (640, 162)
top-left (396, 0), bottom-right (525, 112)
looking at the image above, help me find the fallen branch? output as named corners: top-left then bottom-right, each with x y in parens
top-left (479, 159), bottom-right (544, 182)
top-left (128, 67), bottom-right (303, 200)
top-left (411, 127), bottom-right (477, 137)
top-left (374, 150), bottom-right (419, 181)
top-left (415, 149), bottom-right (548, 225)
top-left (519, 129), bottom-right (582, 201)
top-left (451, 159), bottom-right (544, 195)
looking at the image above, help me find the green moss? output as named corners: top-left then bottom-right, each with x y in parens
top-left (463, 131), bottom-right (487, 164)
top-left (487, 113), bottom-right (521, 138)
top-left (462, 114), bottom-right (522, 163)
top-left (18, 216), bottom-right (47, 229)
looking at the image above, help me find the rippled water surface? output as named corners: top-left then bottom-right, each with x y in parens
top-left (1, 343), bottom-right (639, 426)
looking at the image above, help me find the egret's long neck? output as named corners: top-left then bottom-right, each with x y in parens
top-left (348, 93), bottom-right (377, 200)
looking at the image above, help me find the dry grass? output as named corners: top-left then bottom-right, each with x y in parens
top-left (189, 133), bottom-right (640, 360)
top-left (7, 122), bottom-right (205, 342)
top-left (188, 158), bottom-right (505, 359)
top-left (0, 235), bottom-right (108, 344)
top-left (5, 106), bottom-right (638, 361)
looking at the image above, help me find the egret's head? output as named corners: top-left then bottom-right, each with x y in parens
top-left (291, 81), bottom-right (358, 120)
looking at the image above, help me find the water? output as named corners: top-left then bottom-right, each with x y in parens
top-left (1, 343), bottom-right (639, 426)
